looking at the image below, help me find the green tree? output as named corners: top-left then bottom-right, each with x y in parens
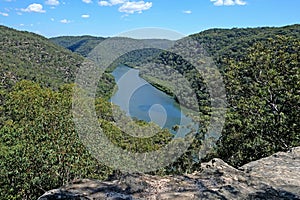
top-left (0, 80), bottom-right (112, 199)
top-left (217, 36), bottom-right (300, 166)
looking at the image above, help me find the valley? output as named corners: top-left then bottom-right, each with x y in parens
top-left (0, 24), bottom-right (299, 199)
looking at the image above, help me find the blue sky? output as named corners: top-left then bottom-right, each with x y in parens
top-left (0, 0), bottom-right (299, 38)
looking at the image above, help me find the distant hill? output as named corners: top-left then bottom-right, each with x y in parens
top-left (50, 35), bottom-right (106, 57)
top-left (190, 24), bottom-right (300, 67)
top-left (0, 25), bottom-right (84, 89)
top-left (50, 35), bottom-right (175, 71)
top-left (50, 24), bottom-right (300, 70)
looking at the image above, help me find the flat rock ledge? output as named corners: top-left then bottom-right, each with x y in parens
top-left (39, 147), bottom-right (300, 200)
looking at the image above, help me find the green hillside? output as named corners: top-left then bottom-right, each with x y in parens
top-left (50, 24), bottom-right (300, 71)
top-left (190, 24), bottom-right (300, 68)
top-left (0, 25), bottom-right (84, 89)
top-left (157, 24), bottom-right (300, 167)
top-left (50, 35), bottom-right (106, 57)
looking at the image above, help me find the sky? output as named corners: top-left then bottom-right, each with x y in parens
top-left (0, 0), bottom-right (299, 39)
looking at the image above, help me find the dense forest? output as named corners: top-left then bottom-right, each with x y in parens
top-left (50, 35), bottom-right (106, 57)
top-left (0, 24), bottom-right (299, 199)
top-left (0, 26), bottom-right (84, 89)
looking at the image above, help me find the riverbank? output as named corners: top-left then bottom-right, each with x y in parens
top-left (140, 73), bottom-right (200, 119)
top-left (134, 65), bottom-right (201, 119)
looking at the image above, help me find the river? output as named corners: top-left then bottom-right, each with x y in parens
top-left (110, 65), bottom-right (197, 137)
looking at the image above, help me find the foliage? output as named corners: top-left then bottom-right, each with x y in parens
top-left (215, 36), bottom-right (300, 166)
top-left (95, 97), bottom-right (173, 153)
top-left (0, 25), bottom-right (83, 90)
top-left (50, 35), bottom-right (106, 57)
top-left (0, 81), bottom-right (113, 199)
top-left (0, 80), bottom-right (173, 199)
top-left (190, 24), bottom-right (300, 69)
top-left (151, 25), bottom-right (300, 170)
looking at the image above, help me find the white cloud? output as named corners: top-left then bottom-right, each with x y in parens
top-left (60, 19), bottom-right (71, 23)
top-left (21, 3), bottom-right (46, 13)
top-left (110, 0), bottom-right (126, 5)
top-left (210, 0), bottom-right (246, 6)
top-left (99, 0), bottom-right (152, 14)
top-left (118, 1), bottom-right (152, 14)
top-left (98, 1), bottom-right (111, 6)
top-left (82, 0), bottom-right (93, 3)
top-left (211, 0), bottom-right (222, 6)
top-left (224, 0), bottom-right (235, 6)
top-left (45, 0), bottom-right (60, 6)
top-left (50, 18), bottom-right (55, 21)
top-left (98, 0), bottom-right (126, 6)
top-left (81, 14), bottom-right (90, 18)
top-left (183, 10), bottom-right (192, 14)
top-left (235, 0), bottom-right (247, 5)
top-left (0, 12), bottom-right (9, 17)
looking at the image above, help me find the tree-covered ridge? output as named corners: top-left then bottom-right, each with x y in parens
top-left (50, 24), bottom-right (300, 71)
top-left (185, 25), bottom-right (300, 166)
top-left (0, 26), bottom-right (115, 98)
top-left (190, 24), bottom-right (300, 68)
top-left (0, 25), bottom-right (83, 89)
top-left (50, 35), bottom-right (106, 57)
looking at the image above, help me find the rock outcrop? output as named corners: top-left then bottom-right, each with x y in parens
top-left (38, 147), bottom-right (300, 200)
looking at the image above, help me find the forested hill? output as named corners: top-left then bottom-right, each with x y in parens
top-left (149, 24), bottom-right (300, 167)
top-left (0, 25), bottom-right (83, 89)
top-left (50, 35), bottom-right (106, 57)
top-left (50, 24), bottom-right (300, 66)
top-left (190, 24), bottom-right (300, 67)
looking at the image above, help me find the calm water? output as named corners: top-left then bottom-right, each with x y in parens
top-left (110, 65), bottom-right (197, 137)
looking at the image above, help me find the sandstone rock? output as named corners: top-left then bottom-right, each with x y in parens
top-left (38, 147), bottom-right (300, 200)
top-left (240, 147), bottom-right (300, 197)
